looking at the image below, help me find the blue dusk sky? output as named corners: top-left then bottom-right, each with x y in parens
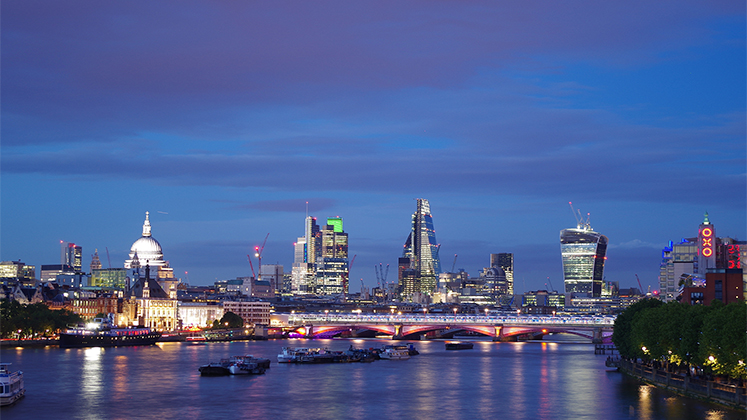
top-left (1, 2), bottom-right (745, 292)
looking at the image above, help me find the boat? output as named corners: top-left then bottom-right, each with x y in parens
top-left (0, 363), bottom-right (25, 407)
top-left (278, 347), bottom-right (309, 363)
top-left (378, 346), bottom-right (410, 360)
top-left (278, 347), bottom-right (364, 364)
top-left (227, 355), bottom-right (270, 374)
top-left (198, 362), bottom-right (230, 376)
top-left (445, 341), bottom-right (474, 350)
top-left (59, 318), bottom-right (161, 348)
top-left (200, 354), bottom-right (271, 376)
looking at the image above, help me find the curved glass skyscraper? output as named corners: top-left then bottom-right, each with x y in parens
top-left (560, 220), bottom-right (608, 297)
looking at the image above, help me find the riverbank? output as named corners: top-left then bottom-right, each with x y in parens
top-left (618, 359), bottom-right (746, 411)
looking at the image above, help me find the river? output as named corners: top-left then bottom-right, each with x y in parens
top-left (1, 338), bottom-right (742, 420)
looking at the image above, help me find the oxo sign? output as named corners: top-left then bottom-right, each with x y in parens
top-left (700, 227), bottom-right (714, 257)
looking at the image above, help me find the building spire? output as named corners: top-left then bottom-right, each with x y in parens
top-left (143, 211), bottom-right (152, 237)
top-left (703, 211), bottom-right (710, 225)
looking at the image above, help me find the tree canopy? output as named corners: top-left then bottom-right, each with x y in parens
top-left (1, 300), bottom-right (82, 339)
top-left (613, 298), bottom-right (746, 379)
top-left (213, 311), bottom-right (244, 329)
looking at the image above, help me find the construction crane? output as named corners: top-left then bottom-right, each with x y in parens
top-left (635, 274), bottom-right (644, 295)
top-left (451, 254), bottom-right (458, 273)
top-left (546, 276), bottom-right (556, 292)
top-left (247, 233), bottom-right (269, 280)
top-left (360, 278), bottom-right (366, 295)
top-left (568, 201), bottom-right (591, 230)
top-left (105, 247), bottom-right (112, 269)
top-left (343, 254), bottom-right (356, 300)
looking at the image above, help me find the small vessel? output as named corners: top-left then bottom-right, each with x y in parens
top-left (278, 347), bottom-right (309, 363)
top-left (59, 317), bottom-right (161, 348)
top-left (227, 355), bottom-right (270, 374)
top-left (199, 355), bottom-right (271, 376)
top-left (198, 362), bottom-right (230, 376)
top-left (445, 341), bottom-right (474, 350)
top-left (0, 363), bottom-right (25, 407)
top-left (378, 346), bottom-right (410, 360)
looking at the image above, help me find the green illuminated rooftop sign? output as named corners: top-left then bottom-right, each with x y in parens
top-left (327, 217), bottom-right (343, 233)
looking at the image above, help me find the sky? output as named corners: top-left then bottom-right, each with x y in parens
top-left (1, 1), bottom-right (745, 293)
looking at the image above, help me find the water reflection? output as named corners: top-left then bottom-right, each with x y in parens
top-left (81, 347), bottom-right (104, 413)
top-left (1, 340), bottom-right (744, 420)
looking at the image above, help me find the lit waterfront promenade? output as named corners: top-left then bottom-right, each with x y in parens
top-left (285, 313), bottom-right (616, 342)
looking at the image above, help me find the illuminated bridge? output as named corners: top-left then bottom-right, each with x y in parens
top-left (283, 313), bottom-right (616, 343)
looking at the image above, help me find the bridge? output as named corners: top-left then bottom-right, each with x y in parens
top-left (283, 313), bottom-right (616, 343)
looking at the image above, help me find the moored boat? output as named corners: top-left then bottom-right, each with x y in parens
top-left (198, 362), bottom-right (230, 376)
top-left (0, 363), bottom-right (25, 407)
top-left (59, 318), bottom-right (161, 348)
top-left (378, 346), bottom-right (410, 360)
top-left (445, 341), bottom-right (474, 350)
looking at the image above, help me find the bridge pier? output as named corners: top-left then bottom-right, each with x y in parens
top-left (592, 327), bottom-right (603, 344)
top-left (491, 325), bottom-right (515, 342)
top-left (304, 325), bottom-right (314, 339)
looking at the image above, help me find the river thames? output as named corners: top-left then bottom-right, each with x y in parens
top-left (1, 338), bottom-right (742, 420)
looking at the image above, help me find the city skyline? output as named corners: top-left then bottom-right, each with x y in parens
top-left (1, 2), bottom-right (745, 291)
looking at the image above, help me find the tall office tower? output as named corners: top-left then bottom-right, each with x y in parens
top-left (62, 242), bottom-right (83, 273)
top-left (491, 253), bottom-right (514, 296)
top-left (90, 249), bottom-right (103, 272)
top-left (291, 216), bottom-right (320, 293)
top-left (315, 218), bottom-right (349, 295)
top-left (560, 213), bottom-right (608, 298)
top-left (402, 198), bottom-right (441, 295)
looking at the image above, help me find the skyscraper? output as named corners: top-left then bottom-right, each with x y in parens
top-left (401, 198), bottom-right (441, 296)
top-left (291, 214), bottom-right (349, 295)
top-left (315, 218), bottom-right (349, 295)
top-left (560, 212), bottom-right (608, 298)
top-left (61, 242), bottom-right (82, 273)
top-left (491, 253), bottom-right (514, 296)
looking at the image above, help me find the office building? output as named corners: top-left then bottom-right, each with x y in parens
top-left (659, 213), bottom-right (746, 302)
top-left (290, 215), bottom-right (349, 295)
top-left (560, 213), bottom-right (608, 299)
top-left (400, 198), bottom-right (442, 296)
top-left (62, 242), bottom-right (83, 273)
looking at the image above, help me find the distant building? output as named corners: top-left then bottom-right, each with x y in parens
top-left (90, 249), bottom-right (103, 272)
top-left (522, 290), bottom-right (564, 310)
top-left (491, 253), bottom-right (514, 296)
top-left (560, 211), bottom-right (608, 300)
top-left (400, 198), bottom-right (441, 298)
top-left (40, 264), bottom-right (76, 283)
top-left (659, 213), bottom-right (746, 302)
top-left (0, 261), bottom-right (36, 280)
top-left (125, 212), bottom-right (167, 272)
top-left (62, 242), bottom-right (83, 273)
top-left (290, 215), bottom-right (349, 296)
top-left (221, 300), bottom-right (272, 326)
top-left (178, 301), bottom-right (224, 328)
top-left (90, 268), bottom-right (128, 289)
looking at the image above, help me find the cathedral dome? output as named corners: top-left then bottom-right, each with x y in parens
top-left (130, 236), bottom-right (163, 257)
top-left (125, 212), bottom-right (165, 269)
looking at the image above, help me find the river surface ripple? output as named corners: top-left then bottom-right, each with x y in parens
top-left (1, 338), bottom-right (742, 420)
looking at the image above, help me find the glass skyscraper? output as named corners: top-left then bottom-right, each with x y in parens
top-left (560, 219), bottom-right (608, 298)
top-left (401, 198), bottom-right (441, 295)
